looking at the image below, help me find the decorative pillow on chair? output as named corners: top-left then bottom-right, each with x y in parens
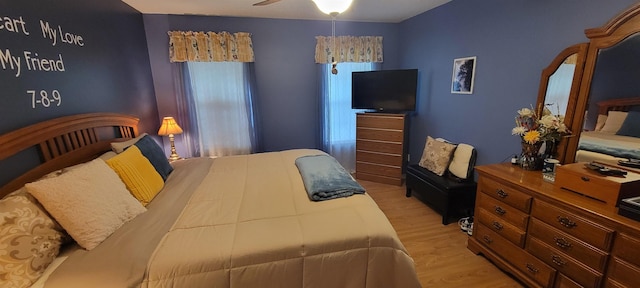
top-left (419, 136), bottom-right (457, 176)
top-left (448, 143), bottom-right (477, 180)
top-left (615, 111), bottom-right (640, 138)
top-left (106, 145), bottom-right (164, 206)
top-left (0, 188), bottom-right (68, 288)
top-left (599, 111), bottom-right (628, 134)
top-left (25, 158), bottom-right (146, 250)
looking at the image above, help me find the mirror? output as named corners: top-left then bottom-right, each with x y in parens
top-left (557, 3), bottom-right (640, 164)
top-left (574, 34), bottom-right (640, 163)
top-left (535, 43), bottom-right (588, 162)
top-left (544, 54), bottom-right (576, 116)
top-left (583, 34), bottom-right (640, 130)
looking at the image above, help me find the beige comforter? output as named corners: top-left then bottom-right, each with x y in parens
top-left (45, 149), bottom-right (420, 288)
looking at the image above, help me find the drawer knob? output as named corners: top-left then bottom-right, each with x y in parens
top-left (492, 221), bottom-right (504, 231)
top-left (483, 235), bottom-right (493, 244)
top-left (554, 237), bottom-right (572, 249)
top-left (494, 206), bottom-right (506, 215)
top-left (496, 189), bottom-right (508, 198)
top-left (581, 176), bottom-right (590, 182)
top-left (551, 255), bottom-right (566, 267)
top-left (557, 216), bottom-right (577, 229)
top-left (526, 263), bottom-right (539, 274)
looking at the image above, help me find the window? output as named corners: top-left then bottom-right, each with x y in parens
top-left (185, 61), bottom-right (257, 157)
top-left (321, 62), bottom-right (375, 172)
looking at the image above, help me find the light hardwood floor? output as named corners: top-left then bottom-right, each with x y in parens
top-left (361, 180), bottom-right (524, 288)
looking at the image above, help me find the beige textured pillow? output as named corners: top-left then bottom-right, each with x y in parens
top-left (25, 158), bottom-right (146, 250)
top-left (42, 152), bottom-right (116, 179)
top-left (0, 188), bottom-right (67, 288)
top-left (599, 111), bottom-right (628, 134)
top-left (419, 136), bottom-right (457, 176)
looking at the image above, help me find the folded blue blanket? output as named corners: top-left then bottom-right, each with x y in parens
top-left (295, 154), bottom-right (365, 201)
top-left (579, 142), bottom-right (640, 159)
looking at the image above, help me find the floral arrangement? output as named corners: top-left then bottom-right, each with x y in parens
top-left (512, 106), bottom-right (570, 145)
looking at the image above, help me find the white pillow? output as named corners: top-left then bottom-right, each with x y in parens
top-left (98, 151), bottom-right (117, 161)
top-left (594, 114), bottom-right (607, 131)
top-left (448, 143), bottom-right (475, 179)
top-left (599, 111), bottom-right (628, 134)
top-left (110, 133), bottom-right (148, 153)
top-left (41, 151), bottom-right (114, 179)
top-left (25, 158), bottom-right (146, 250)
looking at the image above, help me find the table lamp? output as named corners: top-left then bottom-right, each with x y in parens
top-left (157, 116), bottom-right (183, 161)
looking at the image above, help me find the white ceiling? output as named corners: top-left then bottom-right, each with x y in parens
top-left (121, 0), bottom-right (452, 23)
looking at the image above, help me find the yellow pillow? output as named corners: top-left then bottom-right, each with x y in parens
top-left (106, 146), bottom-right (164, 206)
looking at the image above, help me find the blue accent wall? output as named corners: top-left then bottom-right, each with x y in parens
top-left (0, 0), bottom-right (156, 186)
top-left (399, 0), bottom-right (638, 166)
top-left (0, 0), bottom-right (156, 134)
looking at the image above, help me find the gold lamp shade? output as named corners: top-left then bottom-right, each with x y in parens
top-left (158, 117), bottom-right (183, 136)
top-left (158, 117), bottom-right (183, 161)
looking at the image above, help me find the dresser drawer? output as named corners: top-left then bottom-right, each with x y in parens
top-left (477, 192), bottom-right (529, 230)
top-left (477, 208), bottom-right (526, 247)
top-left (476, 223), bottom-right (556, 287)
top-left (527, 236), bottom-right (603, 288)
top-left (611, 233), bottom-right (640, 267)
top-left (529, 219), bottom-right (608, 272)
top-left (356, 128), bottom-right (403, 142)
top-left (356, 162), bottom-right (401, 178)
top-left (478, 176), bottom-right (532, 213)
top-left (356, 139), bottom-right (403, 155)
top-left (355, 171), bottom-right (401, 186)
top-left (605, 279), bottom-right (627, 288)
top-left (531, 200), bottom-right (614, 251)
top-left (355, 151), bottom-right (402, 167)
top-left (555, 273), bottom-right (582, 288)
top-left (555, 162), bottom-right (640, 207)
top-left (606, 257), bottom-right (640, 288)
top-left (356, 114), bottom-right (405, 130)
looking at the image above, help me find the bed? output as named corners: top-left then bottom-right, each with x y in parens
top-left (575, 97), bottom-right (640, 162)
top-left (0, 113), bottom-right (421, 288)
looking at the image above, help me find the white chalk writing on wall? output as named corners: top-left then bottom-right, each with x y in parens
top-left (1, 15), bottom-right (85, 109)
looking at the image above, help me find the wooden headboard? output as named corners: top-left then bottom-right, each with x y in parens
top-left (0, 113), bottom-right (139, 197)
top-left (597, 96), bottom-right (640, 115)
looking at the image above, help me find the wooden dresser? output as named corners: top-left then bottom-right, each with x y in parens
top-left (355, 113), bottom-right (408, 186)
top-left (468, 163), bottom-right (640, 288)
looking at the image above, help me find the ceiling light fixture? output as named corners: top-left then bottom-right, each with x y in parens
top-left (312, 0), bottom-right (353, 16)
top-left (313, 0), bottom-right (353, 75)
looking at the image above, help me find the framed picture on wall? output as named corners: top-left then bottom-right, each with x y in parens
top-left (451, 56), bottom-right (476, 94)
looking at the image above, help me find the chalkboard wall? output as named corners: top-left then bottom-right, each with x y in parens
top-left (0, 0), bottom-right (156, 186)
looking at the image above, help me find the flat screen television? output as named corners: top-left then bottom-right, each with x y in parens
top-left (351, 69), bottom-right (418, 112)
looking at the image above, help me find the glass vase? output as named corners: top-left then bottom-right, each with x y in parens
top-left (542, 140), bottom-right (558, 159)
top-left (520, 141), bottom-right (543, 170)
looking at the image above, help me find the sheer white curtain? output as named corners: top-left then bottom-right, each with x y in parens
top-left (544, 63), bottom-right (575, 116)
top-left (321, 62), bottom-right (374, 172)
top-left (186, 61), bottom-right (255, 157)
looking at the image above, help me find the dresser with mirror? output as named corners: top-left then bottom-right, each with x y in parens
top-left (468, 3), bottom-right (640, 287)
top-left (537, 4), bottom-right (640, 165)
